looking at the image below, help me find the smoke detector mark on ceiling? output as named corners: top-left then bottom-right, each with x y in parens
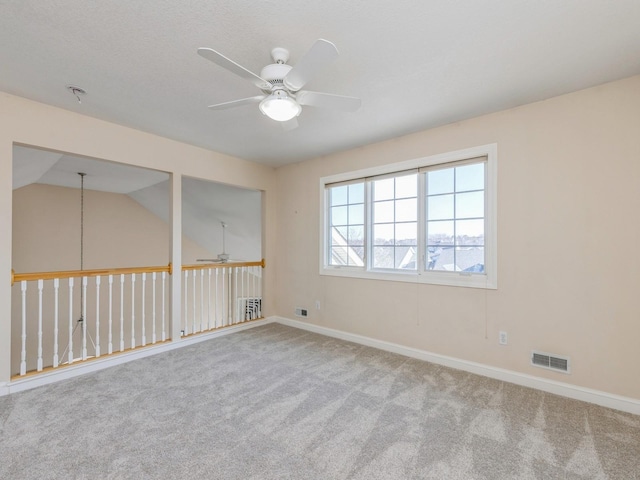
top-left (66, 85), bottom-right (87, 104)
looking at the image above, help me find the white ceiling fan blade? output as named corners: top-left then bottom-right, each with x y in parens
top-left (281, 118), bottom-right (299, 131)
top-left (198, 47), bottom-right (272, 91)
top-left (208, 95), bottom-right (265, 110)
top-left (297, 91), bottom-right (361, 112)
top-left (283, 39), bottom-right (339, 92)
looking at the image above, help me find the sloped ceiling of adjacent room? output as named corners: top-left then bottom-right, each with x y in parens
top-left (1, 1), bottom-right (639, 167)
top-left (12, 146), bottom-right (262, 261)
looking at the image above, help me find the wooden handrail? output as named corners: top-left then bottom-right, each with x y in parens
top-left (182, 259), bottom-right (265, 271)
top-left (11, 259), bottom-right (265, 285)
top-left (12, 263), bottom-right (172, 285)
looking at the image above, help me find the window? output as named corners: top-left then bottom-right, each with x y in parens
top-left (425, 161), bottom-right (485, 273)
top-left (328, 181), bottom-right (365, 267)
top-left (372, 173), bottom-right (417, 270)
top-left (321, 144), bottom-right (497, 289)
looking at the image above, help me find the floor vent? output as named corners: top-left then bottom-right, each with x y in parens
top-left (531, 350), bottom-right (570, 373)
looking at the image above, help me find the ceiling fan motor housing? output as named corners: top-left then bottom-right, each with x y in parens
top-left (260, 63), bottom-right (293, 92)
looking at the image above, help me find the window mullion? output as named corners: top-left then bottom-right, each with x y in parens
top-left (365, 179), bottom-right (372, 271)
top-left (417, 172), bottom-right (426, 274)
top-left (453, 167), bottom-right (457, 269)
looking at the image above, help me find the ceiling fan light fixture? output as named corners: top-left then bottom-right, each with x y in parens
top-left (259, 90), bottom-right (301, 122)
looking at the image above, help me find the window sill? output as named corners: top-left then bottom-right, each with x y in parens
top-left (320, 266), bottom-right (497, 289)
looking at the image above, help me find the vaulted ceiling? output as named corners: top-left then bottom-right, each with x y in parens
top-left (1, 1), bottom-right (640, 167)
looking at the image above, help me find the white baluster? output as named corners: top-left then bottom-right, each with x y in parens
top-left (256, 266), bottom-right (261, 318)
top-left (251, 267), bottom-right (257, 319)
top-left (131, 273), bottom-right (136, 349)
top-left (199, 269), bottom-right (204, 332)
top-left (53, 278), bottom-right (60, 368)
top-left (152, 272), bottom-right (157, 344)
top-left (119, 274), bottom-right (125, 352)
top-left (184, 270), bottom-right (188, 335)
top-left (240, 267), bottom-right (248, 322)
top-left (20, 281), bottom-right (27, 376)
top-left (192, 269), bottom-right (197, 333)
top-left (141, 272), bottom-right (146, 346)
top-left (259, 266), bottom-right (263, 317)
top-left (68, 278), bottom-right (74, 364)
top-left (207, 268), bottom-right (212, 331)
top-left (234, 267), bottom-right (239, 324)
top-left (221, 267), bottom-right (226, 326)
top-left (37, 279), bottom-right (44, 371)
top-left (108, 275), bottom-right (113, 355)
top-left (215, 268), bottom-right (219, 328)
top-left (161, 271), bottom-right (166, 341)
top-left (82, 276), bottom-right (88, 360)
top-left (95, 276), bottom-right (101, 357)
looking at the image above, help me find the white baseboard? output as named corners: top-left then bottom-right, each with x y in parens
top-left (2, 318), bottom-right (272, 396)
top-left (272, 316), bottom-right (640, 416)
top-left (5, 315), bottom-right (639, 415)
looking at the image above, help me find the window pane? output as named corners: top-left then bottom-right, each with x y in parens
top-left (427, 220), bottom-right (454, 245)
top-left (348, 183), bottom-right (364, 203)
top-left (427, 194), bottom-right (454, 220)
top-left (331, 205), bottom-right (348, 226)
top-left (395, 198), bottom-right (417, 222)
top-left (456, 163), bottom-right (484, 192)
top-left (455, 247), bottom-right (484, 272)
top-left (373, 223), bottom-right (394, 245)
top-left (348, 203), bottom-right (364, 225)
top-left (373, 178), bottom-right (394, 201)
top-left (330, 185), bottom-right (348, 206)
top-left (455, 191), bottom-right (484, 219)
top-left (427, 246), bottom-right (456, 271)
top-left (427, 168), bottom-right (454, 195)
top-left (456, 219), bottom-right (484, 242)
top-left (395, 174), bottom-right (417, 198)
top-left (395, 246), bottom-right (417, 270)
top-left (331, 226), bottom-right (348, 245)
top-left (373, 200), bottom-right (394, 223)
top-left (373, 246), bottom-right (394, 268)
top-left (330, 246), bottom-right (348, 265)
top-left (348, 225), bottom-right (364, 246)
top-left (349, 247), bottom-right (365, 266)
top-left (395, 222), bottom-right (417, 245)
top-left (426, 245), bottom-right (445, 270)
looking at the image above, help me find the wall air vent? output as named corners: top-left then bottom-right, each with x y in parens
top-left (531, 350), bottom-right (570, 373)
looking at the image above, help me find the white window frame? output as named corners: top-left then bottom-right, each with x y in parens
top-left (319, 144), bottom-right (497, 289)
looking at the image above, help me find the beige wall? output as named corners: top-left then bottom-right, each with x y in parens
top-left (275, 75), bottom-right (640, 400)
top-left (12, 183), bottom-right (212, 272)
top-left (0, 91), bottom-right (277, 383)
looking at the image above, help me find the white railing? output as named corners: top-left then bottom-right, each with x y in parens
top-left (181, 260), bottom-right (264, 337)
top-left (10, 264), bottom-right (171, 377)
top-left (10, 260), bottom-right (265, 378)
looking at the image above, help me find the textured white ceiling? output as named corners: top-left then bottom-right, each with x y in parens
top-left (12, 145), bottom-right (168, 193)
top-left (1, 1), bottom-right (640, 166)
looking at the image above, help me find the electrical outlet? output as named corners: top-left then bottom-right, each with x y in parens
top-left (499, 331), bottom-right (508, 345)
top-left (315, 300), bottom-right (321, 310)
top-left (295, 307), bottom-right (308, 317)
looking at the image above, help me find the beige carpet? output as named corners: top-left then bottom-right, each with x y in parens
top-left (1, 323), bottom-right (639, 479)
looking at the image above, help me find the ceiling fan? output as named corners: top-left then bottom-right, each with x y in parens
top-left (197, 39), bottom-right (361, 128)
top-left (197, 221), bottom-right (235, 264)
